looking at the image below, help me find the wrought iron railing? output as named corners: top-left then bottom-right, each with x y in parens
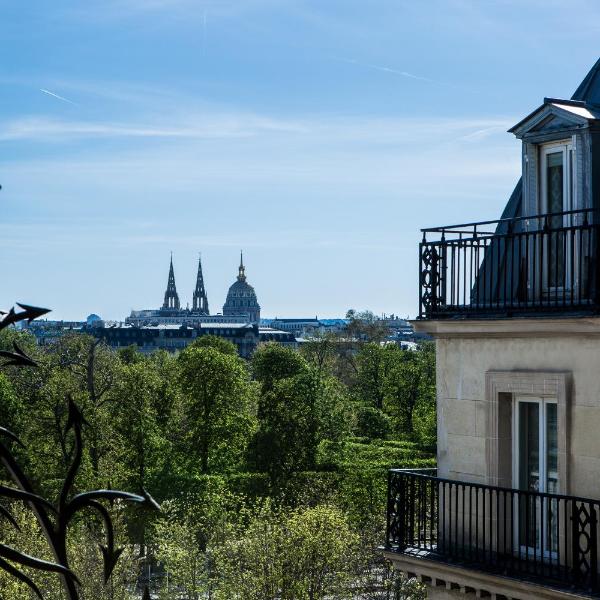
top-left (386, 469), bottom-right (600, 595)
top-left (418, 208), bottom-right (600, 319)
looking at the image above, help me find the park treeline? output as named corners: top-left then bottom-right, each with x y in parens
top-left (0, 319), bottom-right (435, 599)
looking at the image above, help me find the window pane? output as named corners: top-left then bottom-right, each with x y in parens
top-left (547, 151), bottom-right (564, 218)
top-left (547, 151), bottom-right (564, 287)
top-left (518, 401), bottom-right (540, 550)
top-left (546, 402), bottom-right (559, 553)
top-left (546, 403), bottom-right (558, 493)
top-left (519, 402), bottom-right (540, 492)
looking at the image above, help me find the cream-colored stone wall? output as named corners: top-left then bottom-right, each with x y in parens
top-left (430, 322), bottom-right (600, 500)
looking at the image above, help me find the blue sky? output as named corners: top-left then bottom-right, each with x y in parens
top-left (2, 0), bottom-right (600, 320)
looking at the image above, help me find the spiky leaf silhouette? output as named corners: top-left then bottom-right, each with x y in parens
top-left (0, 341), bottom-right (38, 367)
top-left (0, 304), bottom-right (50, 330)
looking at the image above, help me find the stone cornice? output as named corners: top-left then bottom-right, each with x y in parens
top-left (382, 550), bottom-right (586, 599)
top-left (412, 316), bottom-right (600, 339)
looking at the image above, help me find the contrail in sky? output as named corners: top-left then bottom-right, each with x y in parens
top-left (335, 57), bottom-right (479, 93)
top-left (337, 58), bottom-right (435, 83)
top-left (40, 88), bottom-right (77, 105)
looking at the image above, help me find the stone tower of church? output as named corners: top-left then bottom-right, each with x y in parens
top-left (192, 254), bottom-right (209, 314)
top-left (162, 255), bottom-right (180, 310)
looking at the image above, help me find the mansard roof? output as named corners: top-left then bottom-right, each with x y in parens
top-left (572, 58), bottom-right (600, 106)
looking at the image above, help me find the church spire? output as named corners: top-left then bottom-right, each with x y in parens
top-left (238, 250), bottom-right (246, 282)
top-left (192, 253), bottom-right (209, 314)
top-left (162, 253), bottom-right (181, 310)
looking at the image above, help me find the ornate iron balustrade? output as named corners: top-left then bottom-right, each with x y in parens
top-left (386, 469), bottom-right (600, 596)
top-left (0, 303), bottom-right (160, 599)
top-left (418, 208), bottom-right (600, 319)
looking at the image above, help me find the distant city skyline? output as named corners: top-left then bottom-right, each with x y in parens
top-left (2, 1), bottom-right (600, 320)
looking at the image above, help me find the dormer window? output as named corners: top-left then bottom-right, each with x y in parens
top-left (540, 140), bottom-right (574, 217)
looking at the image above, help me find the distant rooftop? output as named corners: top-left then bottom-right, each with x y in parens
top-left (271, 318), bottom-right (319, 323)
top-left (102, 322), bottom-right (255, 331)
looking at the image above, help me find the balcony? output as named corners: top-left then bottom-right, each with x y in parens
top-left (418, 208), bottom-right (600, 319)
top-left (385, 469), bottom-right (600, 597)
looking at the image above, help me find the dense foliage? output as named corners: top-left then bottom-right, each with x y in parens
top-left (0, 326), bottom-right (435, 599)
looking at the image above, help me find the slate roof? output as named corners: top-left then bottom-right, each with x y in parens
top-left (572, 58), bottom-right (600, 106)
top-left (272, 318), bottom-right (319, 323)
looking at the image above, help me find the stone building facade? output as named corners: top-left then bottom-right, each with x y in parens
top-left (384, 58), bottom-right (600, 599)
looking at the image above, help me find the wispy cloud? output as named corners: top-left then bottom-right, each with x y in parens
top-left (40, 88), bottom-right (77, 105)
top-left (0, 221), bottom-right (400, 253)
top-left (66, 0), bottom-right (278, 22)
top-left (0, 109), bottom-right (517, 145)
top-left (0, 114), bottom-right (306, 142)
top-left (1, 114), bottom-right (520, 199)
top-left (458, 124), bottom-right (513, 142)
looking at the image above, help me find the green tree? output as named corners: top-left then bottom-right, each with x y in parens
top-left (412, 343), bottom-right (436, 445)
top-left (117, 344), bottom-right (144, 365)
top-left (154, 500), bottom-right (213, 600)
top-left (192, 334), bottom-right (238, 355)
top-left (213, 498), bottom-right (284, 600)
top-left (300, 331), bottom-right (338, 375)
top-left (344, 309), bottom-right (388, 343)
top-left (114, 359), bottom-right (168, 492)
top-left (214, 503), bottom-right (359, 600)
top-left (252, 363), bottom-right (352, 479)
top-left (251, 344), bottom-right (310, 477)
top-left (354, 342), bottom-right (390, 410)
top-left (383, 346), bottom-right (435, 437)
top-left (48, 334), bottom-right (121, 482)
top-left (0, 312), bottom-right (435, 600)
top-left (178, 345), bottom-right (257, 474)
top-left (0, 333), bottom-right (122, 495)
top-left (355, 405), bottom-right (390, 439)
top-left (154, 482), bottom-right (246, 600)
top-left (252, 342), bottom-right (307, 393)
top-left (282, 505), bottom-right (358, 600)
top-left (0, 372), bottom-right (22, 434)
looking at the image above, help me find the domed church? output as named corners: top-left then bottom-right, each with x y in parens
top-left (223, 252), bottom-right (261, 323)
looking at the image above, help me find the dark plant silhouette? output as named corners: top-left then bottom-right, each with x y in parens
top-left (0, 303), bottom-right (160, 599)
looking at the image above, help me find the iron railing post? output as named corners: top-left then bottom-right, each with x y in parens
top-left (593, 208), bottom-right (600, 310)
top-left (386, 470), bottom-right (392, 547)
